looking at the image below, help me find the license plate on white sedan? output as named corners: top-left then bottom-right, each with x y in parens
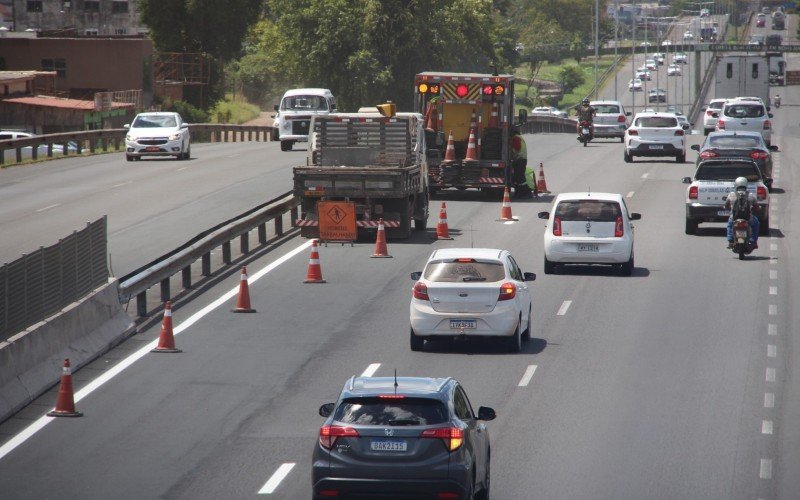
top-left (649, 144), bottom-right (664, 150)
top-left (450, 319), bottom-right (476, 329)
top-left (371, 439), bottom-right (407, 452)
top-left (717, 210), bottom-right (731, 216)
top-left (577, 244), bottom-right (599, 252)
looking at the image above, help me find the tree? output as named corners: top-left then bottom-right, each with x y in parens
top-left (559, 64), bottom-right (585, 94)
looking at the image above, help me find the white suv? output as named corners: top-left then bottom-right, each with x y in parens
top-left (624, 112), bottom-right (686, 163)
top-left (702, 98), bottom-right (727, 135)
top-left (716, 99), bottom-right (772, 146)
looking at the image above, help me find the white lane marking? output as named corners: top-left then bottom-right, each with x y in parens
top-left (770, 270), bottom-right (777, 280)
top-left (36, 204), bottom-right (61, 212)
top-left (770, 257), bottom-right (777, 265)
top-left (111, 181), bottom-right (133, 188)
top-left (769, 305), bottom-right (777, 316)
top-left (258, 463), bottom-right (296, 494)
top-left (0, 239), bottom-right (314, 462)
top-left (770, 244), bottom-right (778, 251)
top-left (762, 420), bottom-right (773, 435)
top-left (518, 365), bottom-right (538, 387)
top-left (760, 459), bottom-right (773, 479)
top-left (768, 324), bottom-right (777, 336)
top-left (769, 286), bottom-right (777, 295)
top-left (765, 393), bottom-right (775, 408)
top-left (641, 173), bottom-right (649, 179)
top-left (768, 345), bottom-right (776, 358)
top-left (503, 220), bottom-right (518, 225)
top-left (361, 363), bottom-right (381, 378)
top-left (177, 166), bottom-right (190, 172)
top-left (766, 368), bottom-right (776, 383)
top-left (626, 191), bottom-right (635, 199)
top-left (557, 300), bottom-right (572, 316)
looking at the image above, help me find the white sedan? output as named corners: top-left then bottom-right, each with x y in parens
top-left (538, 193), bottom-right (641, 276)
top-left (124, 112), bottom-right (191, 161)
top-left (628, 78), bottom-right (643, 91)
top-left (667, 64), bottom-right (682, 76)
top-left (409, 248), bottom-right (536, 352)
top-left (683, 31), bottom-right (694, 41)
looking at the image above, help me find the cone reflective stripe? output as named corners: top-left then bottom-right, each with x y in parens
top-left (371, 219), bottom-right (393, 258)
top-left (231, 266), bottom-right (257, 313)
top-left (536, 162), bottom-right (550, 194)
top-left (469, 109), bottom-right (477, 135)
top-left (436, 202), bottom-right (453, 240)
top-left (425, 103), bottom-right (439, 132)
top-left (304, 240), bottom-right (326, 283)
top-left (442, 131), bottom-right (456, 163)
top-left (464, 127), bottom-right (478, 162)
top-left (499, 187), bottom-right (516, 221)
top-left (488, 102), bottom-right (500, 128)
top-left (47, 358), bottom-right (82, 417)
top-left (152, 301), bottom-right (182, 353)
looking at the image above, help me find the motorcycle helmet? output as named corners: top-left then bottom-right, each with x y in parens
top-left (582, 98), bottom-right (590, 106)
top-left (734, 176), bottom-right (748, 191)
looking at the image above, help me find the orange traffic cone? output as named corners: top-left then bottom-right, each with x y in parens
top-left (231, 266), bottom-right (257, 313)
top-left (498, 187), bottom-right (517, 221)
top-left (464, 127), bottom-right (478, 162)
top-left (469, 109), bottom-right (477, 133)
top-left (536, 162), bottom-right (550, 194)
top-left (47, 358), bottom-right (82, 417)
top-left (442, 131), bottom-right (456, 163)
top-left (152, 301), bottom-right (182, 353)
top-left (436, 202), bottom-right (453, 240)
top-left (488, 102), bottom-right (500, 128)
top-left (304, 240), bottom-right (326, 283)
top-left (371, 219), bottom-right (392, 258)
top-left (425, 103), bottom-right (439, 132)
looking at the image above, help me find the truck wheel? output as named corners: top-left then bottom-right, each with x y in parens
top-left (685, 218), bottom-right (697, 235)
top-left (414, 218), bottom-right (427, 231)
top-left (280, 140), bottom-right (293, 152)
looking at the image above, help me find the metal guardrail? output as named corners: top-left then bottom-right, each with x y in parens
top-left (118, 190), bottom-right (298, 317)
top-left (0, 124), bottom-right (274, 166)
top-left (521, 115), bottom-right (577, 134)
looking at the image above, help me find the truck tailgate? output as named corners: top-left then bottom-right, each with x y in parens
top-left (294, 165), bottom-right (422, 197)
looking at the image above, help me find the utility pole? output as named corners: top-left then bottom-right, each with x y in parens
top-left (594, 0), bottom-right (600, 99)
top-left (614, 0), bottom-right (619, 100)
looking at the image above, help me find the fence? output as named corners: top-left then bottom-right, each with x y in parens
top-left (1, 217), bottom-right (108, 341)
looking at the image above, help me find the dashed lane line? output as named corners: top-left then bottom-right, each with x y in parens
top-left (762, 421), bottom-right (774, 435)
top-left (626, 191), bottom-right (635, 199)
top-left (765, 393), bottom-right (775, 408)
top-left (36, 204), bottom-right (61, 212)
top-left (111, 181), bottom-right (133, 188)
top-left (769, 305), bottom-right (777, 316)
top-left (760, 459), bottom-right (773, 479)
top-left (766, 368), bottom-right (776, 383)
top-left (518, 365), bottom-right (538, 387)
top-left (770, 270), bottom-right (777, 280)
top-left (768, 345), bottom-right (776, 358)
top-left (769, 286), bottom-right (777, 295)
top-left (258, 463), bottom-right (296, 494)
top-left (768, 324), bottom-right (777, 336)
top-left (557, 300), bottom-right (572, 316)
top-left (361, 363), bottom-right (381, 377)
top-left (641, 173), bottom-right (649, 179)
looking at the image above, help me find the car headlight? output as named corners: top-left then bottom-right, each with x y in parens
top-left (168, 133), bottom-right (182, 141)
top-left (282, 122), bottom-right (291, 130)
top-left (126, 135), bottom-right (133, 141)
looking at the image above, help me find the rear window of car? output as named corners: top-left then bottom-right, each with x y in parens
top-left (635, 116), bottom-right (677, 127)
top-left (334, 397), bottom-right (448, 426)
top-left (555, 200), bottom-right (622, 221)
top-left (424, 259), bottom-right (505, 282)
top-left (695, 163), bottom-right (761, 181)
top-left (708, 136), bottom-right (762, 148)
top-left (594, 104), bottom-right (620, 114)
top-left (723, 104), bottom-right (765, 118)
top-left (708, 101), bottom-right (725, 110)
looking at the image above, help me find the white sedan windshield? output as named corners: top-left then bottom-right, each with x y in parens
top-left (133, 115), bottom-right (177, 128)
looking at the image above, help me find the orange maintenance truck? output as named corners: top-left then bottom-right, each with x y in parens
top-left (413, 71), bottom-right (526, 197)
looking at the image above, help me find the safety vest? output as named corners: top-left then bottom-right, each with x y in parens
top-left (511, 135), bottom-right (527, 160)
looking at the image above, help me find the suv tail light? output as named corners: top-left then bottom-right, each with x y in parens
top-left (699, 150), bottom-right (719, 158)
top-left (614, 216), bottom-right (624, 237)
top-left (674, 129), bottom-right (684, 136)
top-left (553, 216), bottom-right (562, 236)
top-left (689, 186), bottom-right (698, 199)
top-left (717, 119), bottom-right (725, 130)
top-left (498, 282), bottom-right (517, 301)
top-left (412, 282), bottom-right (429, 301)
top-left (617, 114), bottom-right (626, 123)
top-left (319, 425), bottom-right (359, 450)
top-left (628, 129), bottom-right (639, 136)
top-left (750, 151), bottom-right (770, 160)
top-left (763, 120), bottom-right (771, 130)
top-left (420, 426), bottom-right (464, 451)
top-left (757, 186), bottom-right (767, 200)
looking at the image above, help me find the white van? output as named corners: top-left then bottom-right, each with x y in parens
top-left (272, 88), bottom-right (336, 151)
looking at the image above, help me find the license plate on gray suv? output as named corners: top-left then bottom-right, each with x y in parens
top-left (371, 439), bottom-right (407, 451)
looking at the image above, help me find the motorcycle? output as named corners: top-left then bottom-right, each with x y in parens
top-left (578, 121), bottom-right (593, 147)
top-left (731, 218), bottom-right (755, 260)
top-left (774, 96), bottom-right (781, 108)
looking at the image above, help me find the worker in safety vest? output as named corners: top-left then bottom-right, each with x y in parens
top-left (509, 126), bottom-right (532, 198)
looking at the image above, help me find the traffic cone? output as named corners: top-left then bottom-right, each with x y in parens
top-left (536, 162), bottom-right (550, 194)
top-left (47, 358), bottom-right (82, 417)
top-left (231, 266), bottom-right (256, 313)
top-left (488, 102), bottom-right (500, 128)
top-left (464, 127), bottom-right (479, 162)
top-left (469, 109), bottom-right (477, 133)
top-left (442, 131), bottom-right (456, 163)
top-left (498, 187), bottom-right (517, 221)
top-left (425, 103), bottom-right (438, 132)
top-left (371, 219), bottom-right (392, 258)
top-left (304, 240), bottom-right (326, 283)
top-left (436, 202), bottom-right (453, 240)
top-left (151, 301), bottom-right (182, 353)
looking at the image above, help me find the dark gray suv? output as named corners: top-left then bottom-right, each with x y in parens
top-left (313, 376), bottom-right (496, 500)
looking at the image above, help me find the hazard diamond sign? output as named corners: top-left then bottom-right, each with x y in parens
top-left (317, 201), bottom-right (357, 241)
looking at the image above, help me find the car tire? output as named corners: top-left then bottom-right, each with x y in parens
top-left (125, 154), bottom-right (133, 162)
top-left (704, 128), bottom-right (711, 136)
top-left (685, 217), bottom-right (697, 235)
top-left (624, 150), bottom-right (633, 163)
top-left (544, 256), bottom-right (555, 275)
top-left (184, 144), bottom-right (191, 160)
top-left (522, 306), bottom-right (532, 341)
top-left (676, 153), bottom-right (685, 163)
top-left (478, 450), bottom-right (490, 500)
top-left (620, 252), bottom-right (634, 276)
top-left (507, 320), bottom-right (522, 353)
top-left (410, 327), bottom-right (424, 351)
top-left (620, 136), bottom-right (625, 143)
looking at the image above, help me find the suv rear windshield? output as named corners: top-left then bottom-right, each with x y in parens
top-left (334, 397), bottom-right (448, 426)
top-left (708, 101), bottom-right (725, 110)
top-left (635, 116), bottom-right (677, 127)
top-left (594, 104), bottom-right (620, 114)
top-left (555, 200), bottom-right (622, 221)
top-left (708, 135), bottom-right (762, 148)
top-left (424, 260), bottom-right (505, 282)
top-left (695, 163), bottom-right (762, 181)
top-left (723, 104), bottom-right (765, 118)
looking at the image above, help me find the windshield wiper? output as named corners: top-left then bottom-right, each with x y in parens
top-left (462, 277), bottom-right (486, 282)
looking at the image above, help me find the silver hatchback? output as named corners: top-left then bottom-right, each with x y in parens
top-left (590, 100), bottom-right (630, 141)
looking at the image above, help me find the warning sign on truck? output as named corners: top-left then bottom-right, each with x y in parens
top-left (317, 201), bottom-right (357, 241)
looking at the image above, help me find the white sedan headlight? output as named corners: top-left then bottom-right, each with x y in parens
top-left (126, 134), bottom-right (133, 141)
top-left (168, 133), bottom-right (182, 141)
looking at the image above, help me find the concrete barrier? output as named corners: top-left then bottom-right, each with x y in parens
top-left (0, 279), bottom-right (134, 423)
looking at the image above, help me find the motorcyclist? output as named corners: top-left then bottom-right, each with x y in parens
top-left (574, 98), bottom-right (596, 138)
top-left (724, 176), bottom-right (760, 249)
top-left (774, 94), bottom-right (781, 108)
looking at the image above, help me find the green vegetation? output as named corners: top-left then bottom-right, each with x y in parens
top-left (210, 95), bottom-right (262, 124)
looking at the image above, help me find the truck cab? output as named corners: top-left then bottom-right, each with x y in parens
top-left (273, 88), bottom-right (336, 151)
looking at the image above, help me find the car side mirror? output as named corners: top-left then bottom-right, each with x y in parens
top-left (123, 124), bottom-right (130, 129)
top-left (273, 104), bottom-right (279, 111)
top-left (690, 144), bottom-right (700, 151)
top-left (537, 211), bottom-right (549, 219)
top-left (630, 213), bottom-right (642, 220)
top-left (319, 403), bottom-right (334, 417)
top-left (682, 176), bottom-right (692, 184)
top-left (769, 145), bottom-right (779, 152)
top-left (523, 272), bottom-right (536, 281)
top-left (410, 271), bottom-right (422, 280)
top-left (477, 406), bottom-right (496, 421)
top-left (701, 106), bottom-right (707, 111)
top-left (180, 122), bottom-right (189, 129)
top-left (518, 109), bottom-right (528, 124)
top-left (768, 113), bottom-right (773, 118)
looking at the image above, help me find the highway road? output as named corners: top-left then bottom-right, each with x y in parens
top-left (0, 72), bottom-right (798, 498)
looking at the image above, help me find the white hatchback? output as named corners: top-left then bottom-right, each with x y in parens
top-left (409, 248), bottom-right (536, 353)
top-left (702, 98), bottom-right (727, 135)
top-left (538, 193), bottom-right (641, 276)
top-left (716, 99), bottom-right (773, 146)
top-left (624, 111), bottom-right (686, 163)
